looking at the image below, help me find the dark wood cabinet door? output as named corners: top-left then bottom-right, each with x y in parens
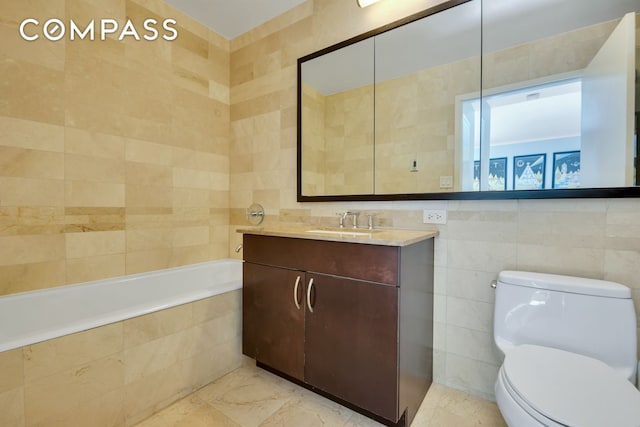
top-left (304, 273), bottom-right (399, 422)
top-left (242, 262), bottom-right (305, 381)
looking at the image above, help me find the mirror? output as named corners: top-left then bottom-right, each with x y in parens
top-left (301, 38), bottom-right (375, 196)
top-left (297, 0), bottom-right (640, 201)
top-left (374, 1), bottom-right (481, 194)
top-left (479, 0), bottom-right (638, 193)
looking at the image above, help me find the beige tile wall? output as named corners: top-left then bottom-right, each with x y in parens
top-left (228, 0), bottom-right (448, 216)
top-left (229, 0), bottom-right (640, 399)
top-left (300, 83), bottom-right (326, 196)
top-left (301, 81), bottom-right (376, 196)
top-left (375, 60), bottom-right (479, 195)
top-left (0, 0), bottom-right (230, 297)
top-left (323, 85), bottom-right (375, 195)
top-left (0, 290), bottom-right (242, 427)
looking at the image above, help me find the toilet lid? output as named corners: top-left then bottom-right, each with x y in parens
top-left (503, 345), bottom-right (640, 427)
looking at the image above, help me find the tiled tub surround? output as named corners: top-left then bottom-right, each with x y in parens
top-left (0, 260), bottom-right (243, 426)
top-left (0, 0), bottom-right (231, 297)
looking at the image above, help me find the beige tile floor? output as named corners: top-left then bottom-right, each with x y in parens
top-left (136, 364), bottom-right (507, 427)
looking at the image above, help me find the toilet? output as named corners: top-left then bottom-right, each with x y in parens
top-left (493, 271), bottom-right (640, 426)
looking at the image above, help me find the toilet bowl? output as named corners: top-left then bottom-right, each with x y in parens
top-left (495, 345), bottom-right (640, 427)
top-left (492, 271), bottom-right (640, 427)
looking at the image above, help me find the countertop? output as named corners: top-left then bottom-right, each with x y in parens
top-left (236, 225), bottom-right (438, 247)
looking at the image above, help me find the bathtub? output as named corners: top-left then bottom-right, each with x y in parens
top-left (0, 259), bottom-right (242, 353)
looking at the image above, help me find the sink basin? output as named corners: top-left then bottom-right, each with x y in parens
top-left (305, 229), bottom-right (379, 237)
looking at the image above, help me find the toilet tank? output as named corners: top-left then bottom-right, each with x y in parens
top-left (494, 271), bottom-right (638, 383)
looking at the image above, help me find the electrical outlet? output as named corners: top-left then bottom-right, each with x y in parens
top-left (423, 209), bottom-right (447, 224)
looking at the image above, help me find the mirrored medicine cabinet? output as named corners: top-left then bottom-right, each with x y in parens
top-left (297, 0), bottom-right (640, 201)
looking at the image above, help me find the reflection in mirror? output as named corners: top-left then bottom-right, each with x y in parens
top-left (375, 0), bottom-right (481, 194)
top-left (301, 38), bottom-right (375, 196)
top-left (461, 78), bottom-right (583, 191)
top-left (474, 0), bottom-right (638, 191)
top-left (297, 0), bottom-right (640, 200)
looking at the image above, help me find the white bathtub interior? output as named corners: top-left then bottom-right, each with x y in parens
top-left (0, 259), bottom-right (242, 353)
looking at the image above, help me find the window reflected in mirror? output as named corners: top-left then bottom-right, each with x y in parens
top-left (476, 0), bottom-right (638, 192)
top-left (461, 78), bottom-right (582, 191)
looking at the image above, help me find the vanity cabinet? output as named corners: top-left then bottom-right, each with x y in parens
top-left (304, 272), bottom-right (399, 420)
top-left (242, 233), bottom-right (434, 426)
top-left (242, 262), bottom-right (305, 380)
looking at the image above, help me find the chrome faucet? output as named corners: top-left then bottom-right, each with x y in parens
top-left (339, 211), bottom-right (359, 228)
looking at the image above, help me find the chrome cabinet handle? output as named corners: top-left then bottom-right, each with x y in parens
top-left (306, 278), bottom-right (314, 313)
top-left (293, 276), bottom-right (301, 310)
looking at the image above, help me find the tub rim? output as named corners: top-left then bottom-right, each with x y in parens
top-left (0, 259), bottom-right (242, 353)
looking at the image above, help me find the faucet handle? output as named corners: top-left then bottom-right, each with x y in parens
top-left (365, 213), bottom-right (377, 230)
top-left (346, 211), bottom-right (360, 228)
top-left (336, 211), bottom-right (360, 228)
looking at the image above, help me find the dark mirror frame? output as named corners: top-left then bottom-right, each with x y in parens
top-left (296, 0), bottom-right (640, 202)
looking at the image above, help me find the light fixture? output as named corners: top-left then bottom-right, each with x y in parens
top-left (357, 0), bottom-right (382, 8)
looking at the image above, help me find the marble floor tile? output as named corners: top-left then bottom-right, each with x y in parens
top-left (134, 364), bottom-right (506, 427)
top-left (135, 395), bottom-right (240, 427)
top-left (413, 383), bottom-right (507, 427)
top-left (194, 366), bottom-right (295, 427)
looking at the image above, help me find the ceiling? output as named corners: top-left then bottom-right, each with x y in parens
top-left (164, 0), bottom-right (306, 39)
top-left (163, 0), bottom-right (638, 43)
top-left (487, 80), bottom-right (582, 146)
